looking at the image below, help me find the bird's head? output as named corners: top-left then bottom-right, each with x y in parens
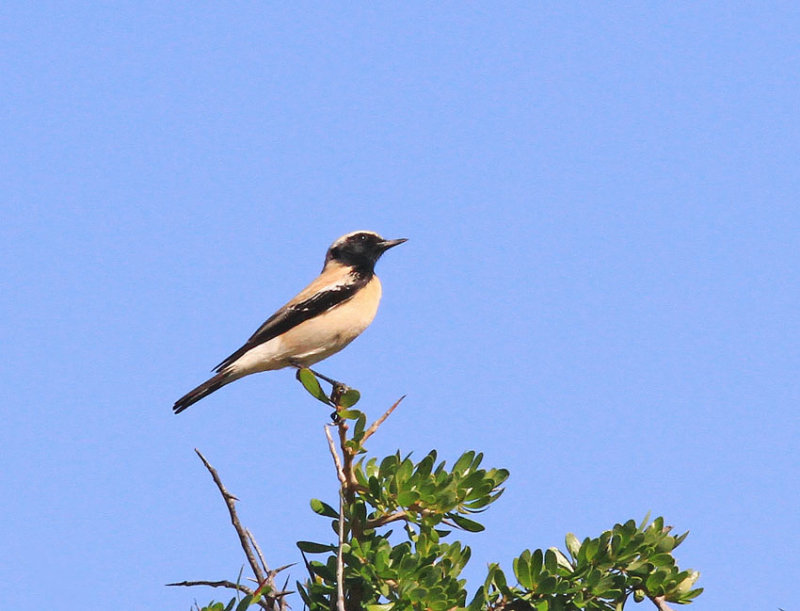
top-left (325, 231), bottom-right (407, 273)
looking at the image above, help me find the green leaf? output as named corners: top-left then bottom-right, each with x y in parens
top-left (352, 499), bottom-right (367, 524)
top-left (415, 451), bottom-right (437, 478)
top-left (310, 558), bottom-right (335, 581)
top-left (538, 575), bottom-right (558, 594)
top-left (565, 532), bottom-right (581, 559)
top-left (310, 498), bottom-right (339, 518)
top-left (463, 495), bottom-right (494, 510)
top-left (450, 514), bottom-right (485, 532)
top-left (530, 548), bottom-right (543, 579)
top-left (453, 451), bottom-right (475, 475)
top-left (544, 548), bottom-right (558, 574)
top-left (296, 582), bottom-right (312, 606)
top-left (379, 454), bottom-right (398, 478)
top-left (646, 569), bottom-right (667, 594)
top-left (674, 569), bottom-right (701, 595)
top-left (339, 388), bottom-right (361, 407)
top-left (337, 409), bottom-right (361, 421)
top-left (492, 468), bottom-right (510, 485)
top-left (673, 530), bottom-right (690, 548)
top-left (396, 457), bottom-right (413, 484)
top-left (235, 595), bottom-right (254, 611)
top-left (492, 564), bottom-right (508, 590)
top-left (514, 550), bottom-right (532, 589)
top-left (296, 540), bottom-right (334, 553)
top-left (549, 547), bottom-right (574, 572)
top-left (584, 538), bottom-right (600, 562)
top-left (656, 535), bottom-right (676, 553)
top-left (296, 368), bottom-right (331, 404)
top-left (397, 489), bottom-right (420, 506)
top-left (368, 475), bottom-right (381, 498)
top-left (467, 586), bottom-right (486, 611)
top-left (650, 553), bottom-right (676, 567)
top-left (682, 587), bottom-right (704, 602)
top-left (353, 411), bottom-right (367, 440)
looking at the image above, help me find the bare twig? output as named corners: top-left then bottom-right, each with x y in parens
top-left (361, 395), bottom-right (406, 444)
top-left (194, 449), bottom-right (266, 585)
top-left (272, 562), bottom-right (296, 575)
top-left (166, 580), bottom-right (284, 611)
top-left (247, 528), bottom-right (270, 576)
top-left (167, 579), bottom-right (257, 594)
top-left (324, 424), bottom-right (346, 484)
top-left (172, 451), bottom-right (291, 610)
top-left (280, 574), bottom-right (292, 611)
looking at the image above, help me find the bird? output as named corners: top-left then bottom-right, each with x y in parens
top-left (173, 230), bottom-right (407, 414)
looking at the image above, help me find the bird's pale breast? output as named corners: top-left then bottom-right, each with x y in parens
top-left (229, 276), bottom-right (383, 374)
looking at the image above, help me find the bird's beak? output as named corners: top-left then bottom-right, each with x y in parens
top-left (379, 238), bottom-right (408, 251)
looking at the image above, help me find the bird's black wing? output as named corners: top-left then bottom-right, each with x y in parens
top-left (213, 280), bottom-right (365, 372)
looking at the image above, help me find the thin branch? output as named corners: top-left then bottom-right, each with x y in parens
top-left (272, 562), bottom-right (296, 575)
top-left (335, 488), bottom-right (346, 611)
top-left (650, 596), bottom-right (676, 611)
top-left (324, 424), bottom-right (347, 485)
top-left (299, 549), bottom-right (315, 580)
top-left (338, 419), bottom-right (358, 490)
top-left (167, 579), bottom-right (290, 611)
top-left (167, 580), bottom-right (272, 611)
top-left (361, 395), bottom-right (406, 444)
top-left (365, 510), bottom-right (409, 529)
top-left (247, 528), bottom-right (270, 576)
top-left (280, 574), bottom-right (292, 611)
top-left (194, 449), bottom-right (266, 585)
top-left (321, 393), bottom-right (406, 611)
top-left (167, 579), bottom-right (256, 594)
top-left (324, 422), bottom-right (348, 611)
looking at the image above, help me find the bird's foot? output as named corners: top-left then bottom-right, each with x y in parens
top-left (329, 381), bottom-right (349, 407)
top-left (292, 362), bottom-right (350, 408)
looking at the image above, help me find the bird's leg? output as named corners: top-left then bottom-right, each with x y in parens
top-left (329, 381), bottom-right (349, 407)
top-left (308, 368), bottom-right (344, 388)
top-left (312, 369), bottom-right (349, 410)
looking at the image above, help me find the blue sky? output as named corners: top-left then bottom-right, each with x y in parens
top-left (2, 3), bottom-right (798, 609)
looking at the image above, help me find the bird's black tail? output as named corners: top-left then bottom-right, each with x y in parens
top-left (173, 371), bottom-right (233, 414)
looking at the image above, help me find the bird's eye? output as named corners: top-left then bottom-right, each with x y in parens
top-left (359, 234), bottom-right (368, 241)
